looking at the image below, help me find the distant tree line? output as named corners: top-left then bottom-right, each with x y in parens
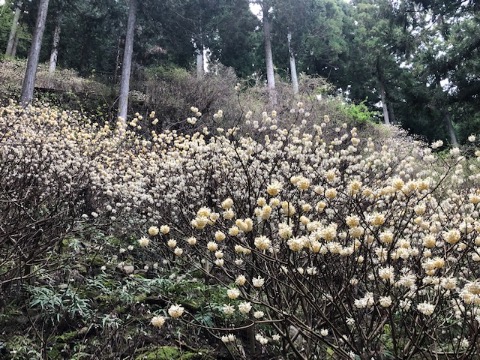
top-left (0, 0), bottom-right (479, 143)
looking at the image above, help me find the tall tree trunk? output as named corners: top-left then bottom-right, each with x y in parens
top-left (20, 0), bottom-right (49, 106)
top-left (387, 101), bottom-right (396, 125)
top-left (48, 15), bottom-right (62, 75)
top-left (262, 3), bottom-right (276, 106)
top-left (196, 48), bottom-right (204, 79)
top-left (443, 110), bottom-right (458, 147)
top-left (11, 30), bottom-right (19, 57)
top-left (5, 1), bottom-right (23, 57)
top-left (118, 0), bottom-right (137, 123)
top-left (376, 58), bottom-right (390, 125)
top-left (378, 80), bottom-right (391, 125)
top-left (287, 31), bottom-right (299, 95)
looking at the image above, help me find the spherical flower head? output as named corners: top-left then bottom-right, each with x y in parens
top-left (191, 216), bottom-right (209, 230)
top-left (347, 180), bottom-right (362, 195)
top-left (379, 230), bottom-right (394, 245)
top-left (229, 226), bottom-right (240, 236)
top-left (414, 204), bottom-right (426, 216)
top-left (221, 198), bottom-right (234, 210)
top-left (235, 275), bottom-right (247, 286)
top-left (297, 177), bottom-right (311, 191)
top-left (238, 301), bottom-right (252, 314)
top-left (244, 218), bottom-right (254, 232)
top-left (321, 225), bottom-right (337, 242)
top-left (301, 203), bottom-right (313, 213)
top-left (379, 296), bottom-right (392, 308)
top-left (260, 205), bottom-right (272, 220)
top-left (417, 302), bottom-right (435, 316)
top-left (346, 215), bottom-right (360, 228)
top-left (469, 194), bottom-right (480, 205)
top-left (440, 277), bottom-right (457, 290)
top-left (227, 288), bottom-right (241, 300)
top-left (287, 237), bottom-right (305, 252)
top-left (257, 197), bottom-right (267, 206)
top-left (223, 209), bottom-right (235, 220)
top-left (270, 197), bottom-right (281, 207)
top-left (215, 231), bottom-right (226, 242)
top-left (167, 239), bottom-right (177, 248)
top-left (197, 207), bottom-right (212, 218)
top-left (151, 315), bottom-right (166, 328)
top-left (267, 181), bottom-right (282, 196)
top-left (148, 226), bottom-right (159, 236)
top-left (392, 177), bottom-right (405, 191)
top-left (160, 225), bottom-right (170, 235)
top-left (370, 213), bottom-right (386, 227)
top-left (443, 229), bottom-right (461, 245)
top-left (174, 247), bottom-right (183, 256)
top-left (168, 304), bottom-right (185, 318)
top-left (215, 258), bottom-right (225, 267)
top-left (300, 215), bottom-right (310, 225)
top-left (138, 236), bottom-right (150, 247)
top-left (320, 329), bottom-right (328, 337)
top-left (378, 266), bottom-right (395, 283)
top-left (281, 201), bottom-right (296, 216)
top-left (254, 236), bottom-right (271, 251)
top-left (423, 234), bottom-right (436, 248)
top-left (253, 311), bottom-right (264, 319)
top-left (325, 170), bottom-right (336, 182)
top-left (325, 188), bottom-right (337, 200)
top-left (431, 140), bottom-right (443, 149)
top-left (186, 236), bottom-right (197, 245)
top-left (468, 134), bottom-right (476, 142)
top-left (222, 304), bottom-right (235, 315)
top-left (207, 241), bottom-right (218, 252)
top-left (349, 226), bottom-right (364, 239)
top-left (252, 276), bottom-right (265, 288)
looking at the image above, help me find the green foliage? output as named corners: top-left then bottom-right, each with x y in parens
top-left (135, 346), bottom-right (210, 360)
top-left (339, 100), bottom-right (378, 124)
top-left (27, 285), bottom-right (93, 324)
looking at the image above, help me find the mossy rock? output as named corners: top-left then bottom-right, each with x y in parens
top-left (135, 346), bottom-right (211, 360)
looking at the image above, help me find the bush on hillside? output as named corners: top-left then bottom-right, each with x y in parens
top-left (1, 101), bottom-right (479, 359)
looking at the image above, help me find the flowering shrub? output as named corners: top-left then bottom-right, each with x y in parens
top-left (1, 100), bottom-right (479, 359)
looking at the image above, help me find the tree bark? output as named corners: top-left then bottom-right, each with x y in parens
top-left (443, 110), bottom-right (459, 147)
top-left (378, 80), bottom-right (391, 125)
top-left (196, 48), bottom-right (204, 79)
top-left (20, 0), bottom-right (49, 106)
top-left (287, 31), bottom-right (299, 95)
top-left (387, 101), bottom-right (396, 125)
top-left (48, 15), bottom-right (62, 75)
top-left (118, 0), bottom-right (137, 123)
top-left (5, 1), bottom-right (23, 57)
top-left (262, 3), bottom-right (276, 106)
top-left (11, 30), bottom-right (19, 57)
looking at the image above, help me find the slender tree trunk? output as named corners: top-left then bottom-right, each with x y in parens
top-left (5, 0), bottom-right (22, 57)
top-left (387, 101), bottom-right (396, 125)
top-left (48, 15), bottom-right (62, 75)
top-left (196, 48), bottom-right (204, 79)
top-left (287, 31), bottom-right (299, 95)
top-left (262, 3), bottom-right (276, 106)
top-left (118, 0), bottom-right (137, 123)
top-left (379, 80), bottom-right (390, 125)
top-left (11, 30), bottom-right (19, 57)
top-left (20, 0), bottom-right (49, 106)
top-left (443, 110), bottom-right (458, 147)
